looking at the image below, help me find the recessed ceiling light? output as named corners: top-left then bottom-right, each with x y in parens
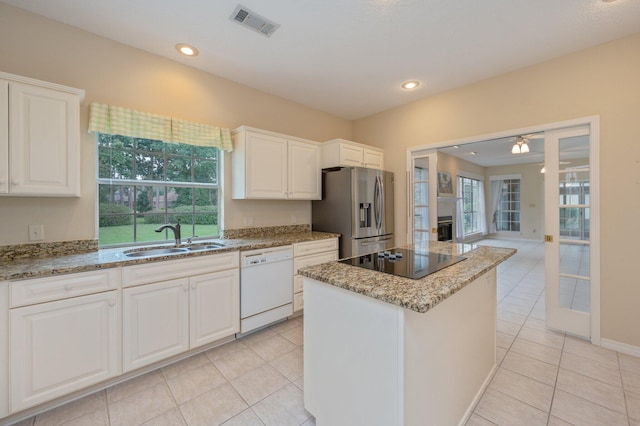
top-left (602, 0), bottom-right (619, 2)
top-left (175, 43), bottom-right (199, 57)
top-left (401, 81), bottom-right (420, 90)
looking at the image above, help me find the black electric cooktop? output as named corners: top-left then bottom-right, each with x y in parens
top-left (339, 248), bottom-right (466, 280)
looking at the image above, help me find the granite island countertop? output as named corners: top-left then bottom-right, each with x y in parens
top-left (298, 240), bottom-right (515, 314)
top-left (0, 231), bottom-right (339, 281)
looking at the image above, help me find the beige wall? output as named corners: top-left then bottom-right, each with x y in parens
top-left (0, 3), bottom-right (352, 245)
top-left (354, 32), bottom-right (640, 347)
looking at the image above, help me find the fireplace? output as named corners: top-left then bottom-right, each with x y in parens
top-left (437, 216), bottom-right (453, 242)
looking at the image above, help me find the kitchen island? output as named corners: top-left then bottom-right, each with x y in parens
top-left (299, 241), bottom-right (515, 426)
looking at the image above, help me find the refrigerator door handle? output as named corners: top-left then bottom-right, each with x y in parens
top-left (374, 175), bottom-right (384, 233)
top-left (361, 236), bottom-right (393, 245)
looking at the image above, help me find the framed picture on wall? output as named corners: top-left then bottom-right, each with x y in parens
top-left (437, 171), bottom-right (454, 196)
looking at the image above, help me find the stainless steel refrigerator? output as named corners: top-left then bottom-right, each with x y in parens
top-left (312, 167), bottom-right (394, 258)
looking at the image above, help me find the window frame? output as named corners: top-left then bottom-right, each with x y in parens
top-left (458, 175), bottom-right (482, 236)
top-left (496, 178), bottom-right (521, 233)
top-left (96, 133), bottom-right (221, 248)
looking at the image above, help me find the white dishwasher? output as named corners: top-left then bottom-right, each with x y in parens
top-left (240, 245), bottom-right (294, 334)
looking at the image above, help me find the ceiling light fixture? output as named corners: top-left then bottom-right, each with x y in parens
top-left (401, 81), bottom-right (420, 90)
top-left (175, 43), bottom-right (199, 57)
top-left (511, 136), bottom-right (530, 154)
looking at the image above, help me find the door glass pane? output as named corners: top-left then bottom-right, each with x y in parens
top-left (557, 134), bottom-right (591, 304)
top-left (414, 183), bottom-right (428, 205)
top-left (559, 207), bottom-right (590, 240)
top-left (414, 230), bottom-right (430, 243)
top-left (560, 277), bottom-right (590, 312)
top-left (559, 243), bottom-right (590, 277)
top-left (414, 207), bottom-right (429, 230)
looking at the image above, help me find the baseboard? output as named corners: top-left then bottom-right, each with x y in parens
top-left (458, 363), bottom-right (498, 426)
top-left (600, 338), bottom-right (640, 357)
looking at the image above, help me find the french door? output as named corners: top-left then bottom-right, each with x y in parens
top-left (408, 150), bottom-right (437, 244)
top-left (544, 124), bottom-right (599, 340)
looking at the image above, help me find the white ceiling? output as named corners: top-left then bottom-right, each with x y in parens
top-left (438, 134), bottom-right (590, 168)
top-left (4, 0), bottom-right (640, 120)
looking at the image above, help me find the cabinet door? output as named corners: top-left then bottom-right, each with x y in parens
top-left (10, 292), bottom-right (118, 411)
top-left (363, 149), bottom-right (384, 170)
top-left (123, 279), bottom-right (189, 372)
top-left (190, 269), bottom-right (239, 349)
top-left (8, 82), bottom-right (80, 196)
top-left (0, 80), bottom-right (8, 194)
top-left (339, 143), bottom-right (364, 167)
top-left (245, 132), bottom-right (288, 199)
top-left (288, 140), bottom-right (321, 200)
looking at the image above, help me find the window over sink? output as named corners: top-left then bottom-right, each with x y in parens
top-left (96, 133), bottom-right (220, 246)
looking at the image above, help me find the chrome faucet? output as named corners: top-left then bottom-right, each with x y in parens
top-left (155, 220), bottom-right (181, 246)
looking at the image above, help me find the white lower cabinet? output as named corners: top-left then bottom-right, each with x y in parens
top-left (10, 291), bottom-right (119, 412)
top-left (190, 269), bottom-right (240, 349)
top-left (123, 279), bottom-right (190, 372)
top-left (122, 254), bottom-right (240, 372)
top-left (293, 239), bottom-right (339, 312)
top-left (0, 250), bottom-right (244, 420)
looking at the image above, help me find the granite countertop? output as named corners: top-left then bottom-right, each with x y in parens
top-left (0, 231), bottom-right (339, 281)
top-left (298, 241), bottom-right (515, 314)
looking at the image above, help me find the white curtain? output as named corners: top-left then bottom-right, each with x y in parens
top-left (455, 177), bottom-right (465, 240)
top-left (478, 182), bottom-right (487, 235)
top-left (490, 180), bottom-right (504, 234)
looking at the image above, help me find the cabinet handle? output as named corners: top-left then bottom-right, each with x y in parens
top-left (11, 179), bottom-right (19, 186)
top-left (183, 284), bottom-right (189, 292)
top-left (191, 284), bottom-right (196, 290)
top-left (65, 284), bottom-right (72, 291)
top-left (108, 300), bottom-right (116, 307)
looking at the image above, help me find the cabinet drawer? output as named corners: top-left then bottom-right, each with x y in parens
top-left (122, 251), bottom-right (239, 288)
top-left (10, 269), bottom-right (119, 308)
top-left (293, 292), bottom-right (304, 312)
top-left (293, 239), bottom-right (338, 257)
top-left (294, 251), bottom-right (338, 275)
top-left (294, 275), bottom-right (303, 293)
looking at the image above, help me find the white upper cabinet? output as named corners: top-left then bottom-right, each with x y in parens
top-left (232, 127), bottom-right (321, 200)
top-left (0, 72), bottom-right (84, 197)
top-left (322, 138), bottom-right (384, 170)
top-left (288, 139), bottom-right (321, 200)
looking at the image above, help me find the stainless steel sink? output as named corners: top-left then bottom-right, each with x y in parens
top-left (187, 242), bottom-right (226, 251)
top-left (124, 247), bottom-right (188, 257)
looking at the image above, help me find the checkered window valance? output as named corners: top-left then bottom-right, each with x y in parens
top-left (88, 102), bottom-right (233, 151)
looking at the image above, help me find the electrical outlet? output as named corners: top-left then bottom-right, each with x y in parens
top-left (245, 217), bottom-right (253, 227)
top-left (28, 224), bottom-right (44, 241)
top-left (291, 215), bottom-right (297, 224)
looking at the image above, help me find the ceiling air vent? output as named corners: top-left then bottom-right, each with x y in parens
top-left (230, 5), bottom-right (280, 37)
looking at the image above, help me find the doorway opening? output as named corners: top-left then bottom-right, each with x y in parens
top-left (406, 116), bottom-right (600, 343)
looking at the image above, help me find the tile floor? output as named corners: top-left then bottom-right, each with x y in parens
top-left (8, 239), bottom-right (640, 426)
top-left (469, 239), bottom-right (640, 426)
